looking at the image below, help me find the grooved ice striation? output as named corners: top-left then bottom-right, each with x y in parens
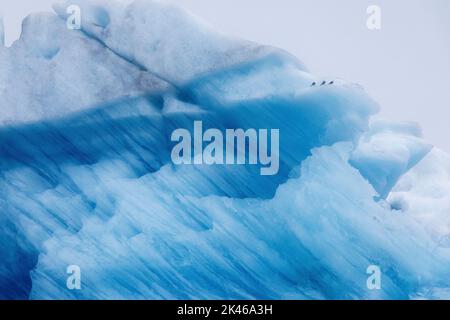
top-left (1, 0), bottom-right (449, 300)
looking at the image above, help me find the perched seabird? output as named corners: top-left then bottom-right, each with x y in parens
top-left (311, 82), bottom-right (316, 86)
top-left (329, 81), bottom-right (334, 85)
top-left (320, 81), bottom-right (326, 86)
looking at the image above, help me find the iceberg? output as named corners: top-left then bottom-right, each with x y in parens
top-left (0, 0), bottom-right (449, 300)
top-left (0, 16), bottom-right (4, 47)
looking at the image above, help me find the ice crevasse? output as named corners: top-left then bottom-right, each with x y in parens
top-left (0, 0), bottom-right (449, 299)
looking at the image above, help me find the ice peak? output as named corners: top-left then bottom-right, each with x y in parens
top-left (52, 0), bottom-right (305, 85)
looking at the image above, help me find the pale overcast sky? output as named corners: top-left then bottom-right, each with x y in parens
top-left (1, 0), bottom-right (449, 152)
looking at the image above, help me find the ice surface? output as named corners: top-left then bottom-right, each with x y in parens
top-left (21, 143), bottom-right (450, 299)
top-left (53, 0), bottom-right (306, 86)
top-left (0, 0), bottom-right (449, 300)
top-left (0, 16), bottom-right (4, 47)
top-left (0, 12), bottom-right (170, 124)
top-left (389, 148), bottom-right (450, 248)
top-left (350, 120), bottom-right (432, 199)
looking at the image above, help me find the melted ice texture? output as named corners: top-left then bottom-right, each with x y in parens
top-left (0, 0), bottom-right (449, 299)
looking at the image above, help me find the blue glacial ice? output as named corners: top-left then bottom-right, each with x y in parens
top-left (1, 0), bottom-right (450, 300)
